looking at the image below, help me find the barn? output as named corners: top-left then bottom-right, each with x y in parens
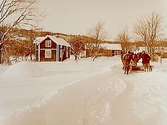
top-left (34, 35), bottom-right (71, 62)
top-left (101, 43), bottom-right (122, 56)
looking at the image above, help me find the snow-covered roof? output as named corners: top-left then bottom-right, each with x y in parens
top-left (14, 36), bottom-right (27, 41)
top-left (34, 35), bottom-right (70, 47)
top-left (101, 43), bottom-right (122, 50)
top-left (135, 47), bottom-right (167, 53)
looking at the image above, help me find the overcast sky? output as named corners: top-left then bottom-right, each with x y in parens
top-left (38, 0), bottom-right (167, 40)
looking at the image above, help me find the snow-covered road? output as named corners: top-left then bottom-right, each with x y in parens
top-left (0, 57), bottom-right (167, 125)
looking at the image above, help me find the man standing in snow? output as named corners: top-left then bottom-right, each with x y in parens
top-left (141, 51), bottom-right (151, 72)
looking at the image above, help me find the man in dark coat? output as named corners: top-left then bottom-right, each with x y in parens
top-left (141, 51), bottom-right (151, 71)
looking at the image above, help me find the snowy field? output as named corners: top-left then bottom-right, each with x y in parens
top-left (0, 56), bottom-right (167, 125)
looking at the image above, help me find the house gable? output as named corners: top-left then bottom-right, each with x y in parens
top-left (40, 37), bottom-right (57, 49)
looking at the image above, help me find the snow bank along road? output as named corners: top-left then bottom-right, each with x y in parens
top-left (0, 57), bottom-right (167, 125)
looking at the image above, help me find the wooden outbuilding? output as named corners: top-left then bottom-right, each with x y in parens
top-left (101, 43), bottom-right (122, 56)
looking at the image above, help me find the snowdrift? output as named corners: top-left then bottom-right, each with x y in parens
top-left (3, 64), bottom-right (127, 125)
top-left (0, 57), bottom-right (167, 125)
top-left (0, 57), bottom-right (121, 125)
top-left (1, 62), bottom-right (45, 79)
top-left (0, 65), bottom-right (8, 75)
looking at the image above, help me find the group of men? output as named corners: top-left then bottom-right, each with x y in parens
top-left (121, 50), bottom-right (152, 74)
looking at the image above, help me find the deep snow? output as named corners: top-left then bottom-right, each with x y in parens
top-left (0, 57), bottom-right (167, 125)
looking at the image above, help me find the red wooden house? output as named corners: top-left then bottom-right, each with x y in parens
top-left (34, 35), bottom-right (71, 62)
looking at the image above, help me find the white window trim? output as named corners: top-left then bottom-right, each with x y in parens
top-left (40, 48), bottom-right (56, 51)
top-left (45, 40), bottom-right (52, 47)
top-left (45, 49), bottom-right (52, 58)
top-left (38, 44), bottom-right (40, 61)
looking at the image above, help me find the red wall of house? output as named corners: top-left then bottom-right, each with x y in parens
top-left (62, 46), bottom-right (71, 61)
top-left (62, 46), bottom-right (66, 61)
top-left (39, 37), bottom-right (57, 61)
top-left (0, 45), bottom-right (2, 64)
top-left (68, 47), bottom-right (71, 58)
top-left (40, 50), bottom-right (56, 62)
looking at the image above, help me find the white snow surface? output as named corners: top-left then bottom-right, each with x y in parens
top-left (0, 57), bottom-right (167, 125)
top-left (0, 65), bottom-right (8, 75)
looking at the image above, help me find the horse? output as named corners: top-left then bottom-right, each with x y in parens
top-left (123, 52), bottom-right (143, 73)
top-left (122, 53), bottom-right (132, 75)
top-left (123, 60), bottom-right (131, 74)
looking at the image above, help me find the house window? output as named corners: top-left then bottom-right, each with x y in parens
top-left (45, 40), bottom-right (51, 47)
top-left (45, 49), bottom-right (52, 58)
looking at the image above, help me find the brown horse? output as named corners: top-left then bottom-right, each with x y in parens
top-left (122, 52), bottom-right (144, 73)
top-left (123, 60), bottom-right (131, 74)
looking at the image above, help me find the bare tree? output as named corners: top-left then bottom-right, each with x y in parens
top-left (135, 13), bottom-right (162, 60)
top-left (118, 31), bottom-right (130, 52)
top-left (88, 22), bottom-right (106, 61)
top-left (0, 0), bottom-right (37, 41)
top-left (0, 0), bottom-right (37, 64)
top-left (69, 36), bottom-right (85, 61)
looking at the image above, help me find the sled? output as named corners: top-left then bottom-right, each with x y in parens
top-left (131, 65), bottom-right (153, 72)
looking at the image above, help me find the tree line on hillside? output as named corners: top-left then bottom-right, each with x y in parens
top-left (0, 26), bottom-right (56, 64)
